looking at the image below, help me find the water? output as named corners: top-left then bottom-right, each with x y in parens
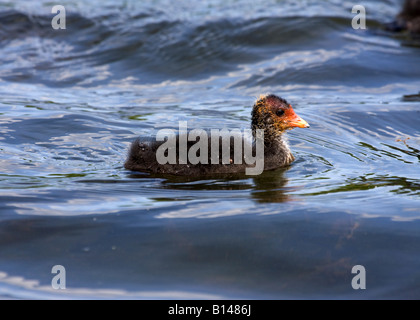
top-left (0, 0), bottom-right (419, 299)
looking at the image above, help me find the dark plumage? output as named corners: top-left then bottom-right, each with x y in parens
top-left (387, 0), bottom-right (420, 33)
top-left (124, 94), bottom-right (309, 176)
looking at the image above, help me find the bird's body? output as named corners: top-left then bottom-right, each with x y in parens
top-left (124, 94), bottom-right (309, 176)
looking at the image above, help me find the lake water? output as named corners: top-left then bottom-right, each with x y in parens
top-left (0, 0), bottom-right (419, 299)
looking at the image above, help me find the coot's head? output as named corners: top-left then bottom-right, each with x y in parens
top-left (251, 94), bottom-right (309, 137)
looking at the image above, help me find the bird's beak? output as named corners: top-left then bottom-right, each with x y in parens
top-left (286, 107), bottom-right (310, 128)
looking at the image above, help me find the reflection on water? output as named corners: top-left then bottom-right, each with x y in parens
top-left (143, 167), bottom-right (291, 203)
top-left (251, 168), bottom-right (291, 203)
top-left (402, 92), bottom-right (420, 101)
top-left (0, 0), bottom-right (420, 299)
top-left (0, 271), bottom-right (221, 300)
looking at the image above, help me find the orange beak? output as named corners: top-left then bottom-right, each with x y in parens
top-left (285, 107), bottom-right (310, 128)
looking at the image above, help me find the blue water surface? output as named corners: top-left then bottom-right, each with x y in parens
top-left (0, 0), bottom-right (419, 299)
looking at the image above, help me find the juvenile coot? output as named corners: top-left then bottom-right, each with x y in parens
top-left (124, 94), bottom-right (309, 176)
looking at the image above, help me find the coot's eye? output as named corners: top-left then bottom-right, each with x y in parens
top-left (276, 109), bottom-right (285, 117)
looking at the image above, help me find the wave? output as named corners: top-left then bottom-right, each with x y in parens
top-left (0, 9), bottom-right (371, 86)
top-left (1, 6), bottom-right (418, 89)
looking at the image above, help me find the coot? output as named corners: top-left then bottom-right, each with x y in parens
top-left (125, 94), bottom-right (309, 175)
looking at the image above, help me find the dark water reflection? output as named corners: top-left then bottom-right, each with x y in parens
top-left (0, 0), bottom-right (419, 299)
top-left (130, 168), bottom-right (291, 203)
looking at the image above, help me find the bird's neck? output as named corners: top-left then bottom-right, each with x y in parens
top-left (252, 127), bottom-right (291, 152)
top-left (252, 115), bottom-right (283, 141)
